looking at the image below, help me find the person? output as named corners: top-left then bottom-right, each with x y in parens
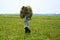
top-left (20, 6), bottom-right (32, 33)
top-left (24, 16), bottom-right (31, 33)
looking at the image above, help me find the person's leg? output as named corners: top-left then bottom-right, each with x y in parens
top-left (24, 19), bottom-right (29, 28)
top-left (24, 16), bottom-right (31, 33)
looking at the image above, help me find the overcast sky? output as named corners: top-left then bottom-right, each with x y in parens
top-left (0, 0), bottom-right (60, 14)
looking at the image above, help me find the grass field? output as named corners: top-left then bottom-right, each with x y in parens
top-left (0, 15), bottom-right (60, 40)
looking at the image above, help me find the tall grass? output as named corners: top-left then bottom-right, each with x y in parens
top-left (0, 15), bottom-right (60, 40)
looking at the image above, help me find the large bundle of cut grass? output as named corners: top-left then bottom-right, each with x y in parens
top-left (20, 6), bottom-right (33, 19)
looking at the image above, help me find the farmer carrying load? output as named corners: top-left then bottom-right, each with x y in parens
top-left (20, 6), bottom-right (33, 33)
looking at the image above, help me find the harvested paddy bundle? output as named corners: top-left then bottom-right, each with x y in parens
top-left (20, 6), bottom-right (33, 20)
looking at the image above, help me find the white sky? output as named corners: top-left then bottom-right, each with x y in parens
top-left (0, 0), bottom-right (60, 14)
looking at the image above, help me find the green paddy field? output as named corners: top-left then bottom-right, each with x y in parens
top-left (0, 15), bottom-right (60, 40)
